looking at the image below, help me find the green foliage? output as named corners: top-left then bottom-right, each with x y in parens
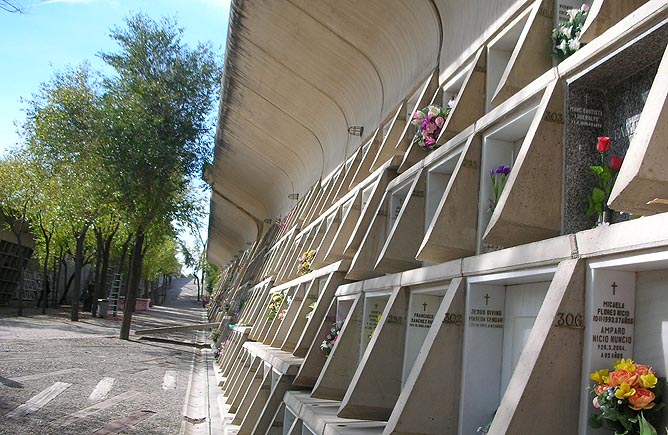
top-left (587, 163), bottom-right (617, 218)
top-left (204, 260), bottom-right (220, 294)
top-left (3, 14), bottom-right (221, 322)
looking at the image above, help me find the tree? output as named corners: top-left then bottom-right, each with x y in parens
top-left (0, 0), bottom-right (26, 13)
top-left (23, 64), bottom-right (105, 321)
top-left (98, 14), bottom-right (221, 340)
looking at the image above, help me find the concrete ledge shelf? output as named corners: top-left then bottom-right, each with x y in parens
top-left (417, 132), bottom-right (479, 264)
top-left (243, 342), bottom-right (304, 376)
top-left (342, 163), bottom-right (399, 261)
top-left (284, 391), bottom-right (385, 435)
top-left (437, 47), bottom-right (486, 144)
top-left (370, 72), bottom-right (438, 173)
top-left (580, 0), bottom-right (650, 43)
top-left (349, 132), bottom-right (380, 191)
top-left (348, 163), bottom-right (424, 280)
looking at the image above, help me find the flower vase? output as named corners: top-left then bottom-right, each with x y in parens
top-left (597, 210), bottom-right (611, 227)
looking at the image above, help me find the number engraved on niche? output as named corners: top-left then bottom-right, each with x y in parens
top-left (462, 159), bottom-right (479, 169)
top-left (543, 111), bottom-right (564, 124)
top-left (443, 313), bottom-right (463, 325)
top-left (555, 312), bottom-right (584, 328)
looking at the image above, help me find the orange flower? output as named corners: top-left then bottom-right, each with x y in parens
top-left (634, 364), bottom-right (655, 376)
top-left (609, 370), bottom-right (639, 387)
top-left (628, 388), bottom-right (656, 411)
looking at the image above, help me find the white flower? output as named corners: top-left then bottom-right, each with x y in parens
top-left (560, 25), bottom-right (572, 39)
top-left (568, 38), bottom-right (581, 52)
top-left (427, 105), bottom-right (440, 117)
top-left (567, 8), bottom-right (579, 22)
top-left (581, 3), bottom-right (589, 13)
top-left (558, 40), bottom-right (568, 54)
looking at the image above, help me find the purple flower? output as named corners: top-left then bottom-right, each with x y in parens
top-left (496, 165), bottom-right (511, 175)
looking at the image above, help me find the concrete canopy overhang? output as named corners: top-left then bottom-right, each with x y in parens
top-left (208, 0), bottom-right (442, 265)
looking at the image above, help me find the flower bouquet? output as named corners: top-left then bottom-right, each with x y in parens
top-left (320, 321), bottom-right (343, 357)
top-left (587, 136), bottom-right (623, 226)
top-left (589, 358), bottom-right (665, 435)
top-left (489, 165), bottom-right (511, 211)
top-left (551, 4), bottom-right (589, 61)
top-left (297, 249), bottom-right (316, 275)
top-left (266, 291), bottom-right (286, 320)
top-left (411, 105), bottom-right (450, 151)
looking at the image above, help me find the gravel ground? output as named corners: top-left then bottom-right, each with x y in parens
top-left (0, 278), bottom-right (214, 435)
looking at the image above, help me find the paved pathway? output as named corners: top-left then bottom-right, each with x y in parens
top-left (0, 278), bottom-right (219, 435)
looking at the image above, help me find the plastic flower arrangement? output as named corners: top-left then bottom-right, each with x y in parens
top-left (489, 165), bottom-right (511, 211)
top-left (297, 249), bottom-right (316, 275)
top-left (209, 330), bottom-right (221, 343)
top-left (305, 302), bottom-right (317, 320)
top-left (589, 358), bottom-right (665, 435)
top-left (411, 105), bottom-right (450, 151)
top-left (551, 4), bottom-right (589, 60)
top-left (266, 291), bottom-right (286, 320)
top-left (320, 321), bottom-right (343, 357)
top-left (587, 136), bottom-right (623, 225)
top-left (213, 348), bottom-right (221, 360)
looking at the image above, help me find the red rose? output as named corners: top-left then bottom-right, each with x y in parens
top-left (597, 137), bottom-right (611, 152)
top-left (610, 156), bottom-right (623, 171)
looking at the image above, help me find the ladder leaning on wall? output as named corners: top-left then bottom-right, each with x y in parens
top-left (108, 273), bottom-right (122, 316)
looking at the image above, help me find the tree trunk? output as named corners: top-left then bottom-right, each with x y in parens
top-left (119, 229), bottom-right (144, 340)
top-left (71, 225), bottom-right (90, 322)
top-left (41, 234), bottom-right (51, 314)
top-left (97, 232), bottom-right (114, 314)
top-left (53, 247), bottom-right (62, 306)
top-left (91, 230), bottom-right (104, 317)
top-left (59, 257), bottom-right (71, 305)
top-left (117, 233), bottom-right (132, 280)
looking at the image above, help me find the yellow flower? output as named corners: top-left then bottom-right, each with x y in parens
top-left (615, 382), bottom-right (636, 399)
top-left (590, 369), bottom-right (610, 384)
top-left (640, 373), bottom-right (658, 389)
top-left (614, 358), bottom-right (636, 372)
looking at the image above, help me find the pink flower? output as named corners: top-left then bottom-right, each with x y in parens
top-left (435, 116), bottom-right (445, 127)
top-left (425, 122), bottom-right (437, 134)
top-left (425, 136), bottom-right (435, 146)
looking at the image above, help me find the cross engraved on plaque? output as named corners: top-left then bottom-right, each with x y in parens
top-left (611, 282), bottom-right (618, 296)
top-left (484, 293), bottom-right (491, 306)
top-left (422, 302), bottom-right (428, 312)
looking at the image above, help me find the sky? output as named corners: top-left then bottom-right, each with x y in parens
top-left (0, 0), bottom-right (231, 155)
top-left (0, 0), bottom-right (231, 273)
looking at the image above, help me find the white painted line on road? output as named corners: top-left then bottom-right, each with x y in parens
top-left (5, 382), bottom-right (71, 418)
top-left (56, 390), bottom-right (139, 427)
top-left (92, 409), bottom-right (156, 434)
top-left (162, 370), bottom-right (177, 390)
top-left (88, 377), bottom-right (115, 402)
top-left (15, 368), bottom-right (82, 382)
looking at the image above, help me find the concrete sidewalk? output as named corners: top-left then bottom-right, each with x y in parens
top-left (0, 278), bottom-right (206, 340)
top-left (0, 278), bottom-right (222, 435)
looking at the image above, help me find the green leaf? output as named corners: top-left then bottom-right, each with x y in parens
top-left (591, 165), bottom-right (605, 176)
top-left (639, 412), bottom-right (657, 435)
top-left (588, 414), bottom-right (603, 429)
top-left (592, 187), bottom-right (606, 203)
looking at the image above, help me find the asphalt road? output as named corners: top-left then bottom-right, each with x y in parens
top-left (0, 278), bottom-right (215, 435)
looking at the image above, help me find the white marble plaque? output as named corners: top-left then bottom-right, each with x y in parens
top-left (403, 293), bottom-right (442, 382)
top-left (589, 270), bottom-right (635, 368)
